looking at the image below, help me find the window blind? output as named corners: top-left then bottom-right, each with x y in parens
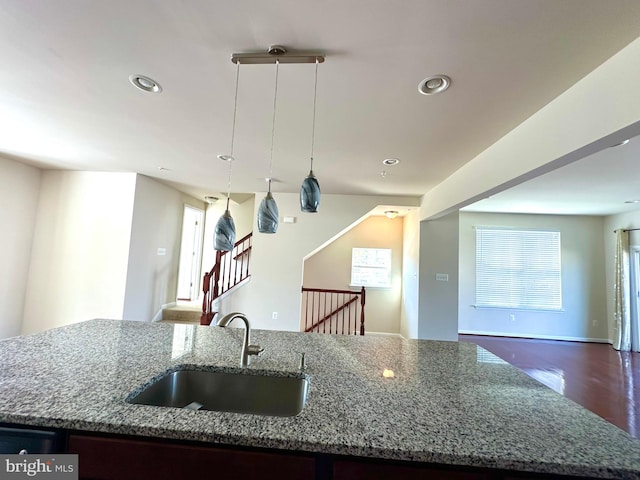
top-left (351, 248), bottom-right (392, 288)
top-left (475, 227), bottom-right (562, 310)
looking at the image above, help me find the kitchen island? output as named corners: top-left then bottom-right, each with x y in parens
top-left (1, 319), bottom-right (639, 479)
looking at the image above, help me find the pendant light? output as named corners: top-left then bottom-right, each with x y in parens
top-left (214, 61), bottom-right (241, 251)
top-left (257, 178), bottom-right (278, 234)
top-left (257, 58), bottom-right (280, 234)
top-left (300, 57), bottom-right (321, 213)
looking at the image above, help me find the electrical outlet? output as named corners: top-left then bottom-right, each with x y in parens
top-left (272, 312), bottom-right (278, 320)
top-left (592, 319), bottom-right (597, 327)
top-left (509, 314), bottom-right (516, 323)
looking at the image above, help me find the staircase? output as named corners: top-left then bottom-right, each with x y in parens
top-left (201, 232), bottom-right (253, 325)
top-left (161, 302), bottom-right (201, 324)
top-left (199, 233), bottom-right (365, 333)
top-left (301, 286), bottom-right (366, 335)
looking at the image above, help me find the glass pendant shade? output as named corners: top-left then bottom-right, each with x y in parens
top-left (257, 191), bottom-right (279, 234)
top-left (300, 169), bottom-right (321, 213)
top-left (214, 209), bottom-right (236, 251)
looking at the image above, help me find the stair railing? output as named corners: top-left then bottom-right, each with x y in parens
top-left (201, 232), bottom-right (253, 325)
top-left (302, 286), bottom-right (366, 335)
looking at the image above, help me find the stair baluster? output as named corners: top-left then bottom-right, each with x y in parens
top-left (301, 286), bottom-right (365, 335)
top-left (201, 232), bottom-right (253, 325)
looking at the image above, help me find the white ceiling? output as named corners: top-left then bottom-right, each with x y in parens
top-left (1, 1), bottom-right (640, 213)
top-left (463, 135), bottom-right (640, 216)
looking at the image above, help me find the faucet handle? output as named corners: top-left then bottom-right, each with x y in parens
top-left (299, 352), bottom-right (306, 370)
top-left (247, 344), bottom-right (264, 357)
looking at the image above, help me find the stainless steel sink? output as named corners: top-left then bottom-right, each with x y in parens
top-left (126, 368), bottom-right (309, 417)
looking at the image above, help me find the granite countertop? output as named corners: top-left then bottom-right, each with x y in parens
top-left (1, 319), bottom-right (640, 479)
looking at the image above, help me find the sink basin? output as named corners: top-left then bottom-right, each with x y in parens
top-left (126, 368), bottom-right (309, 417)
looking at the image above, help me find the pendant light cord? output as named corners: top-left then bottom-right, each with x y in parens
top-left (225, 60), bottom-right (241, 209)
top-left (230, 60), bottom-right (240, 159)
top-left (309, 57), bottom-right (319, 171)
top-left (268, 59), bottom-right (280, 191)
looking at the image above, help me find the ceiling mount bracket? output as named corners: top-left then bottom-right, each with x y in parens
top-left (232, 45), bottom-right (325, 65)
top-left (268, 45), bottom-right (287, 56)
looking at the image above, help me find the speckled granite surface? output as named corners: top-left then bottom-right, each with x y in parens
top-left (1, 319), bottom-right (640, 478)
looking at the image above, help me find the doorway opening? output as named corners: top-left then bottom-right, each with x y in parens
top-left (177, 205), bottom-right (204, 301)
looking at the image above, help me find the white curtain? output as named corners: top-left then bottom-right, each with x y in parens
top-left (614, 229), bottom-right (631, 351)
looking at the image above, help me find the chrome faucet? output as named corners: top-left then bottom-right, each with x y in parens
top-left (216, 312), bottom-right (264, 367)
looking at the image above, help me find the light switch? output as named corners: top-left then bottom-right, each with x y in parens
top-left (157, 248), bottom-right (166, 256)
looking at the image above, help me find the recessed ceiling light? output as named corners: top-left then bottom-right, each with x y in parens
top-left (205, 196), bottom-right (219, 204)
top-left (418, 75), bottom-right (451, 95)
top-left (382, 158), bottom-right (400, 166)
top-left (129, 74), bottom-right (162, 93)
top-left (624, 200), bottom-right (640, 204)
top-left (157, 166), bottom-right (171, 171)
top-left (611, 139), bottom-right (630, 148)
top-left (217, 155), bottom-right (234, 162)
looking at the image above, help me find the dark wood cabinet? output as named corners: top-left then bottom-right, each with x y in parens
top-left (61, 432), bottom-right (603, 480)
top-left (333, 459), bottom-right (488, 480)
top-left (68, 434), bottom-right (316, 480)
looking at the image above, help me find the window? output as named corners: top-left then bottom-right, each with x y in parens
top-left (475, 227), bottom-right (562, 310)
top-left (351, 248), bottom-right (392, 288)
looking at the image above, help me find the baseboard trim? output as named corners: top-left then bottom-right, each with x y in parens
top-left (458, 329), bottom-right (611, 344)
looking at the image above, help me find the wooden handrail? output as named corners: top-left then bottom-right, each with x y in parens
top-left (302, 286), bottom-right (365, 335)
top-left (201, 232), bottom-right (253, 325)
top-left (302, 287), bottom-right (361, 294)
top-left (204, 232), bottom-right (253, 279)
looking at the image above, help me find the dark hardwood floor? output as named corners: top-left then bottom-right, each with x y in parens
top-left (459, 334), bottom-right (640, 439)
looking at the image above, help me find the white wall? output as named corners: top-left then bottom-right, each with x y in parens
top-left (22, 171), bottom-right (136, 335)
top-left (229, 192), bottom-right (419, 331)
top-left (418, 212), bottom-right (459, 341)
top-left (233, 196), bottom-right (257, 241)
top-left (603, 209), bottom-right (640, 342)
top-left (302, 215), bottom-right (404, 335)
top-left (459, 212), bottom-right (608, 341)
top-left (421, 37), bottom-right (640, 220)
top-left (400, 209), bottom-right (420, 339)
top-left (0, 156), bottom-right (41, 338)
top-left (123, 175), bottom-right (205, 321)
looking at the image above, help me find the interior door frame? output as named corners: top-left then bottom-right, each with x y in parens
top-left (176, 205), bottom-right (204, 301)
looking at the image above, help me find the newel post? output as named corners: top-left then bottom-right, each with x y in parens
top-left (200, 271), bottom-right (212, 325)
top-left (212, 250), bottom-right (222, 300)
top-left (359, 286), bottom-right (366, 335)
